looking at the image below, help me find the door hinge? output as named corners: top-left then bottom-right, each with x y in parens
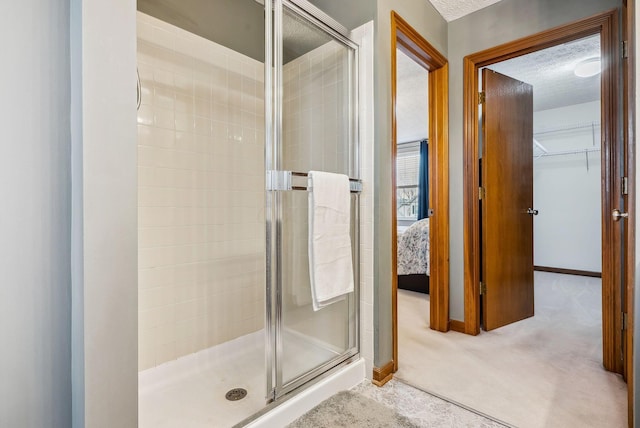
top-left (478, 91), bottom-right (486, 104)
top-left (622, 312), bottom-right (628, 330)
top-left (266, 170), bottom-right (292, 191)
top-left (480, 282), bottom-right (486, 295)
top-left (622, 41), bottom-right (629, 59)
top-left (478, 187), bottom-right (485, 200)
top-left (622, 176), bottom-right (628, 195)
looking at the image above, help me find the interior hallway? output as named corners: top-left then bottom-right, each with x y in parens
top-left (396, 271), bottom-right (627, 428)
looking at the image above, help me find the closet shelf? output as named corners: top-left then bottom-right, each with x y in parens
top-left (534, 121), bottom-right (601, 137)
top-left (537, 147), bottom-right (601, 158)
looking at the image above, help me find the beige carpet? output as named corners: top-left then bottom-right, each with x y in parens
top-left (396, 272), bottom-right (627, 428)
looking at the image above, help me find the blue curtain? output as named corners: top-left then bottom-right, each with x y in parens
top-left (417, 139), bottom-right (429, 220)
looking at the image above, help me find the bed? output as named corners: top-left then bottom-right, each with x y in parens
top-left (397, 218), bottom-right (430, 294)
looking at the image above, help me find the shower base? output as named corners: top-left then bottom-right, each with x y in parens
top-left (138, 329), bottom-right (343, 427)
top-left (139, 331), bottom-right (265, 428)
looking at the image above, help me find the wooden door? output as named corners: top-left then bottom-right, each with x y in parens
top-left (481, 69), bottom-right (534, 331)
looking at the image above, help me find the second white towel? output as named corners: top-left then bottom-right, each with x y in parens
top-left (308, 171), bottom-right (354, 311)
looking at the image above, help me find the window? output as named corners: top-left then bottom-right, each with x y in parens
top-left (396, 142), bottom-right (421, 221)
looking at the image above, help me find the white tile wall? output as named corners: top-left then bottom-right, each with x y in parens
top-left (278, 23), bottom-right (375, 377)
top-left (279, 41), bottom-right (353, 353)
top-left (136, 12), bottom-right (265, 370)
top-left (136, 11), bottom-right (374, 375)
top-left (282, 42), bottom-right (349, 175)
top-left (353, 22), bottom-right (375, 378)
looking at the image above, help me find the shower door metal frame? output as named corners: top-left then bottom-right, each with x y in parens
top-left (264, 0), bottom-right (361, 403)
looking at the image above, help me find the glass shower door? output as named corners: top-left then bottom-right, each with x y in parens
top-left (265, 0), bottom-right (359, 401)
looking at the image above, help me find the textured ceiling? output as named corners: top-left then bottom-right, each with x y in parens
top-left (283, 8), bottom-right (331, 63)
top-left (396, 49), bottom-right (429, 143)
top-left (486, 34), bottom-right (601, 111)
top-left (396, 35), bottom-right (601, 141)
top-left (428, 0), bottom-right (504, 21)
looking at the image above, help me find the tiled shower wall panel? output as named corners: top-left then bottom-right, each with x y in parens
top-left (136, 12), bottom-right (265, 370)
top-left (279, 23), bottom-right (375, 375)
top-left (282, 41), bottom-right (349, 175)
top-left (280, 41), bottom-right (352, 350)
top-left (353, 21), bottom-right (375, 378)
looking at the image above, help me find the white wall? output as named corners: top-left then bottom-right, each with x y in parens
top-left (396, 49), bottom-right (429, 144)
top-left (136, 12), bottom-right (265, 370)
top-left (73, 0), bottom-right (138, 426)
top-left (354, 21), bottom-right (375, 378)
top-left (0, 1), bottom-right (72, 427)
top-left (533, 101), bottom-right (602, 272)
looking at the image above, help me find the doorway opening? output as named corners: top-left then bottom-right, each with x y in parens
top-left (389, 12), bottom-right (449, 379)
top-left (396, 15), bottom-right (627, 426)
top-left (462, 9), bottom-right (629, 376)
top-left (478, 33), bottom-right (604, 331)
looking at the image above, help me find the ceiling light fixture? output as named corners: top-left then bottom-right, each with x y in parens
top-left (574, 57), bottom-right (601, 78)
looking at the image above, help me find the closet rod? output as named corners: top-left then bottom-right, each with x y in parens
top-left (536, 147), bottom-right (600, 171)
top-left (537, 147), bottom-right (600, 157)
top-left (534, 121), bottom-right (601, 137)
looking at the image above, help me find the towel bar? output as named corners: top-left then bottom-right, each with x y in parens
top-left (267, 170), bottom-right (362, 193)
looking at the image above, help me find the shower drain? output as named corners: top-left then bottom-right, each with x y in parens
top-left (225, 388), bottom-right (248, 401)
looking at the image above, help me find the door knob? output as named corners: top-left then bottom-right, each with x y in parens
top-left (612, 209), bottom-right (629, 222)
top-left (526, 208), bottom-right (539, 216)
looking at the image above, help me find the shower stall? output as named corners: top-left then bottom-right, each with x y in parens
top-left (136, 0), bottom-right (360, 426)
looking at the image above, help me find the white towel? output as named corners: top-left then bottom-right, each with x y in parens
top-left (308, 171), bottom-right (354, 311)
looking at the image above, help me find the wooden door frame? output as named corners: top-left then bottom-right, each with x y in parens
top-left (391, 11), bottom-right (450, 374)
top-left (622, 0), bottom-right (635, 424)
top-left (462, 9), bottom-right (626, 374)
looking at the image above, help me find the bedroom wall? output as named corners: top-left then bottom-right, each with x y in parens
top-left (533, 101), bottom-right (602, 272)
top-left (447, 0), bottom-right (621, 321)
